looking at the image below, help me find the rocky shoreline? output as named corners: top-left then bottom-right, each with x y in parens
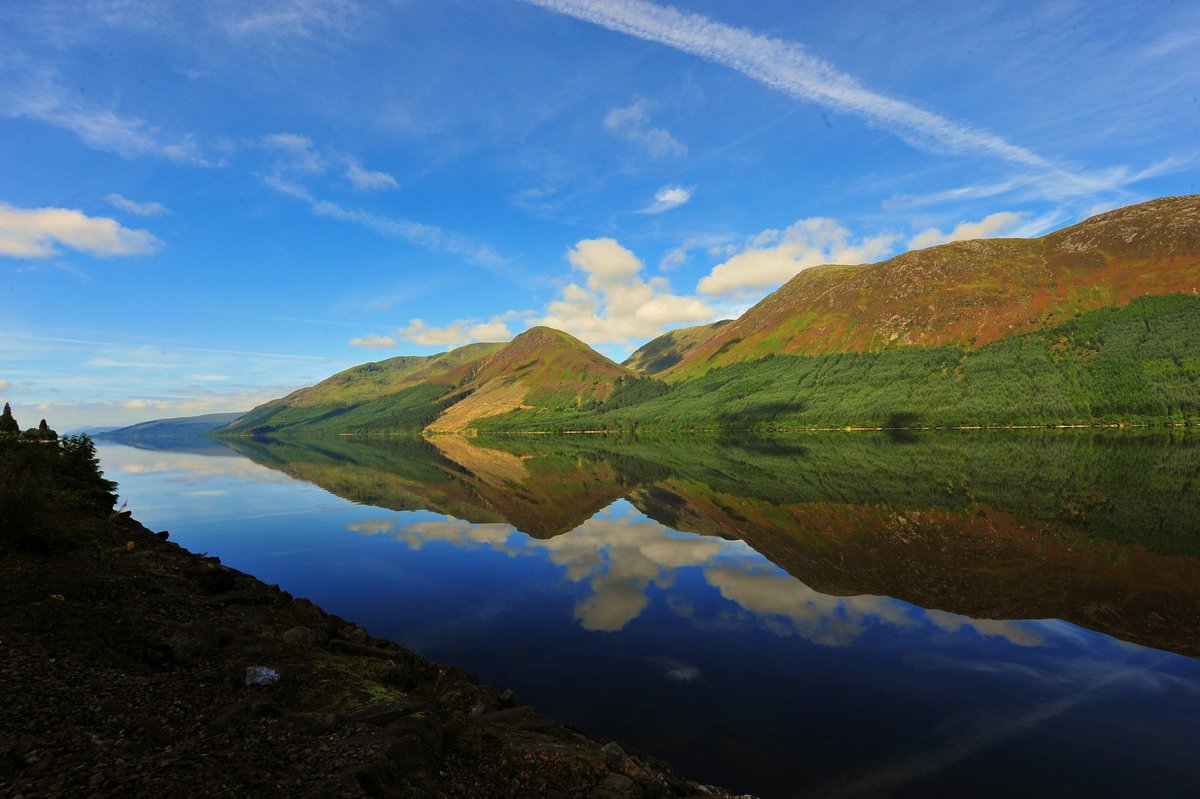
top-left (0, 510), bottom-right (749, 798)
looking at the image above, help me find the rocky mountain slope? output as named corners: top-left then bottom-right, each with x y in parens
top-left (663, 195), bottom-right (1200, 379)
top-left (424, 327), bottom-right (633, 432)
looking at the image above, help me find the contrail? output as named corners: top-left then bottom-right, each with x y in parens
top-left (524, 0), bottom-right (1065, 173)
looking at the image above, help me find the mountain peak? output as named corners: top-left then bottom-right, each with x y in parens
top-left (427, 326), bottom-right (632, 432)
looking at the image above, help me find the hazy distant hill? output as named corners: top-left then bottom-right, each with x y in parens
top-left (97, 413), bottom-right (246, 444)
top-left (66, 425), bottom-right (123, 437)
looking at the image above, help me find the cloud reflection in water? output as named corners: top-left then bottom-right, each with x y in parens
top-left (347, 502), bottom-right (1046, 647)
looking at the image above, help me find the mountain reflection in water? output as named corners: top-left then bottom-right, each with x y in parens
top-left (224, 429), bottom-right (1200, 658)
top-left (99, 431), bottom-right (1200, 798)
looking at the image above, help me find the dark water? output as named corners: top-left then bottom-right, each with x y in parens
top-left (96, 431), bottom-right (1200, 798)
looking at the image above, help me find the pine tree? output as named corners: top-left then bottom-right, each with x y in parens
top-left (0, 402), bottom-right (18, 434)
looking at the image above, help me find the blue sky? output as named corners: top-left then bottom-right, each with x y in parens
top-left (1, 0), bottom-right (1197, 428)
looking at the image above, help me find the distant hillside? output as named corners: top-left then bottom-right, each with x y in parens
top-left (97, 412), bottom-right (245, 443)
top-left (622, 320), bottom-right (732, 376)
top-left (222, 328), bottom-right (636, 436)
top-left (426, 327), bottom-right (634, 432)
top-left (665, 195), bottom-right (1200, 379)
top-left (222, 343), bottom-right (504, 435)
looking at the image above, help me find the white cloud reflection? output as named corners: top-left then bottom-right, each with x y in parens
top-left (348, 502), bottom-right (1051, 649)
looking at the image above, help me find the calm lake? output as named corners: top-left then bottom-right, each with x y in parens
top-left (96, 431), bottom-right (1200, 798)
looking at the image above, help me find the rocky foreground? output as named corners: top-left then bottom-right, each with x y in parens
top-left (0, 510), bottom-right (750, 798)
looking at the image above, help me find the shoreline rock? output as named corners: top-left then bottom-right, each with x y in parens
top-left (0, 510), bottom-right (753, 798)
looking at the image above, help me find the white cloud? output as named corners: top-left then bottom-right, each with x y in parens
top-left (908, 211), bottom-right (1028, 250)
top-left (886, 155), bottom-right (1192, 210)
top-left (1, 73), bottom-right (207, 164)
top-left (117, 392), bottom-right (261, 415)
top-left (697, 217), bottom-right (898, 296)
top-left (347, 519), bottom-right (396, 536)
top-left (536, 238), bottom-right (715, 345)
top-left (392, 520), bottom-right (519, 553)
top-left (345, 159), bottom-right (398, 191)
top-left (348, 333), bottom-right (396, 350)
top-left (222, 0), bottom-right (361, 40)
top-left (105, 194), bottom-right (169, 217)
top-left (639, 184), bottom-right (692, 214)
top-left (705, 565), bottom-right (916, 647)
top-left (399, 321), bottom-right (459, 346)
top-left (262, 132), bottom-right (326, 174)
top-left (659, 233), bottom-right (732, 271)
top-left (259, 133), bottom-right (510, 270)
top-left (925, 610), bottom-right (1045, 648)
top-left (0, 203), bottom-right (161, 259)
top-left (530, 0), bottom-right (1069, 174)
top-left (262, 176), bottom-right (509, 269)
top-left (603, 99), bottom-right (686, 158)
top-left (398, 313), bottom-right (517, 347)
top-left (0, 379), bottom-right (9, 394)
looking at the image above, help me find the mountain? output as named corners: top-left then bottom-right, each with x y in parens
top-left (664, 195), bottom-right (1200, 379)
top-left (65, 425), bottom-right (123, 436)
top-left (96, 413), bottom-right (246, 444)
top-left (220, 196), bottom-right (1199, 435)
top-left (622, 320), bottom-right (732, 376)
top-left (226, 434), bottom-right (632, 539)
top-left (426, 327), bottom-right (634, 432)
top-left (223, 328), bottom-right (634, 436)
top-left (222, 343), bottom-right (504, 435)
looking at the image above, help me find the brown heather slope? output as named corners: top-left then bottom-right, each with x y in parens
top-left (664, 195), bottom-right (1200, 379)
top-left (622, 320), bottom-right (733, 376)
top-left (427, 327), bottom-right (634, 432)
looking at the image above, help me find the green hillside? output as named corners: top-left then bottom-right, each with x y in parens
top-left (475, 293), bottom-right (1200, 431)
top-left (223, 343), bottom-right (503, 436)
top-left (622, 320), bottom-right (732, 376)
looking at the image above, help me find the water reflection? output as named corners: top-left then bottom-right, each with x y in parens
top-left (222, 430), bottom-right (1200, 658)
top-left (344, 499), bottom-right (1052, 648)
top-left (97, 435), bottom-right (1200, 799)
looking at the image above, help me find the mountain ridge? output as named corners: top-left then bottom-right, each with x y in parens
top-left (663, 195), bottom-right (1200, 379)
top-left (218, 195), bottom-right (1200, 436)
